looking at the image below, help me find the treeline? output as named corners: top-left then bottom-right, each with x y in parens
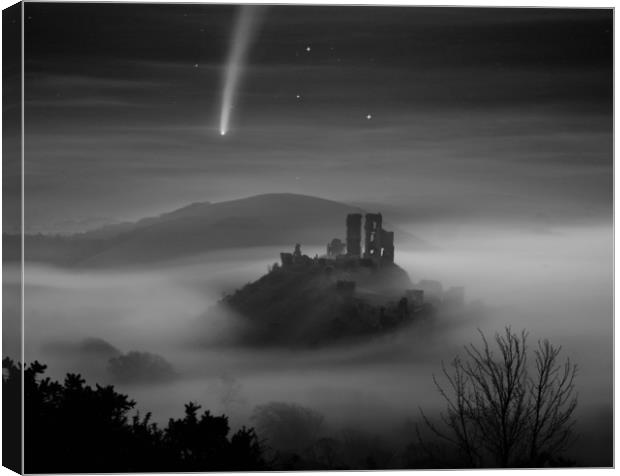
top-left (4, 357), bottom-right (413, 472)
top-left (3, 358), bottom-right (267, 473)
top-left (2, 327), bottom-right (581, 472)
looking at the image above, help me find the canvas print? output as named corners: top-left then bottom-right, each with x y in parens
top-left (2, 2), bottom-right (613, 472)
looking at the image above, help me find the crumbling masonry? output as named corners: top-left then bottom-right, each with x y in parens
top-left (328, 212), bottom-right (394, 265)
top-left (283, 213), bottom-right (396, 266)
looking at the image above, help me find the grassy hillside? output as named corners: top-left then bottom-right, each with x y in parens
top-left (222, 259), bottom-right (432, 347)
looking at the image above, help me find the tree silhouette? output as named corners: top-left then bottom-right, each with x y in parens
top-left (419, 327), bottom-right (577, 468)
top-left (163, 402), bottom-right (264, 471)
top-left (2, 357), bottom-right (22, 473)
top-left (3, 358), bottom-right (267, 472)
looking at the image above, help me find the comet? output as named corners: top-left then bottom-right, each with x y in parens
top-left (219, 5), bottom-right (263, 137)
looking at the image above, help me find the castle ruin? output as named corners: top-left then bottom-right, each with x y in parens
top-left (281, 212), bottom-right (396, 269)
top-left (343, 212), bottom-right (394, 264)
top-left (345, 213), bottom-right (362, 257)
top-left (276, 212), bottom-right (465, 310)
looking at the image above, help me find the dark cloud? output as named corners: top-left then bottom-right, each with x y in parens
top-left (25, 5), bottom-right (612, 68)
top-left (18, 4), bottom-right (611, 233)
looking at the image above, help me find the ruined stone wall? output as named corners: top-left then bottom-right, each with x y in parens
top-left (380, 229), bottom-right (394, 263)
top-left (346, 213), bottom-right (362, 257)
top-left (363, 213), bottom-right (382, 259)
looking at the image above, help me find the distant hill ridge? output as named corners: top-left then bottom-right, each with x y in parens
top-left (6, 193), bottom-right (428, 267)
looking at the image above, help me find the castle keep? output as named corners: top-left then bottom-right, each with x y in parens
top-left (337, 213), bottom-right (394, 264)
top-left (345, 214), bottom-right (362, 257)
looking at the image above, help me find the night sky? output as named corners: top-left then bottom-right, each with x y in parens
top-left (20, 4), bottom-right (612, 233)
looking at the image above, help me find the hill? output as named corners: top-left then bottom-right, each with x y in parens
top-left (9, 194), bottom-right (429, 267)
top-left (218, 256), bottom-right (433, 347)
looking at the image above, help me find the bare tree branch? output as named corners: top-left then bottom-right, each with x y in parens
top-left (419, 327), bottom-right (577, 468)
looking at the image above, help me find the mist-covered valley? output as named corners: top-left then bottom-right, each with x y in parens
top-left (10, 203), bottom-right (612, 467)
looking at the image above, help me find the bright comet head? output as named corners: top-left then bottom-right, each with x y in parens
top-left (220, 129), bottom-right (226, 136)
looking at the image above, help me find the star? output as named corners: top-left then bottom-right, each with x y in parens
top-left (305, 45), bottom-right (311, 52)
top-left (366, 114), bottom-right (372, 120)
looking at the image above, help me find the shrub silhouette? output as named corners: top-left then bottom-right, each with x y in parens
top-left (251, 401), bottom-right (324, 453)
top-left (163, 402), bottom-right (265, 471)
top-left (3, 358), bottom-right (267, 472)
top-left (107, 350), bottom-right (176, 384)
top-left (418, 327), bottom-right (577, 468)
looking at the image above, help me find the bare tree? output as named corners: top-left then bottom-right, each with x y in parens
top-left (419, 327), bottom-right (577, 468)
top-left (527, 338), bottom-right (578, 464)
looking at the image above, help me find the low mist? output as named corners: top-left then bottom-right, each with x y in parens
top-left (18, 220), bottom-right (612, 466)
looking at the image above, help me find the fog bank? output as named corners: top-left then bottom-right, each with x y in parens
top-left (15, 221), bottom-right (612, 466)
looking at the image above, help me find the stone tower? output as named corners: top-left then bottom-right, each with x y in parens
top-left (380, 229), bottom-right (394, 263)
top-left (346, 213), bottom-right (362, 257)
top-left (363, 213), bottom-right (382, 259)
